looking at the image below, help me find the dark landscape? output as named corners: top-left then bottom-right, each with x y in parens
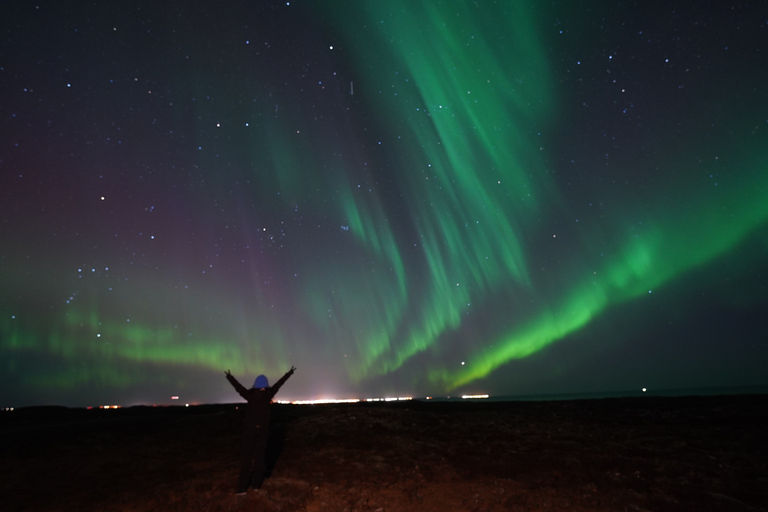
top-left (2, 394), bottom-right (767, 512)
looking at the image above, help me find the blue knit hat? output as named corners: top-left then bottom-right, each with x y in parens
top-left (253, 375), bottom-right (269, 388)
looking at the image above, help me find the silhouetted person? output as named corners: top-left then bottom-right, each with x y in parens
top-left (225, 366), bottom-right (296, 494)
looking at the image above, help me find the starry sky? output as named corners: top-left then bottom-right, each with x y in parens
top-left (2, 1), bottom-right (767, 407)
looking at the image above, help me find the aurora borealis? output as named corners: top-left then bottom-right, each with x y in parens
top-left (2, 1), bottom-right (767, 407)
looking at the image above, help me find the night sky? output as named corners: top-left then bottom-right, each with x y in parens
top-left (2, 1), bottom-right (767, 408)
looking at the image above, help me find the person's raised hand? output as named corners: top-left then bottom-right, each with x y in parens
top-left (289, 366), bottom-right (297, 375)
top-left (225, 369), bottom-right (232, 377)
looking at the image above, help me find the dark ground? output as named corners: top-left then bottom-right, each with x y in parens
top-left (2, 394), bottom-right (767, 511)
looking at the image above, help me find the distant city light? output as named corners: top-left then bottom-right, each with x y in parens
top-left (279, 398), bottom-right (360, 405)
top-left (276, 396), bottom-right (413, 405)
top-left (461, 394), bottom-right (489, 399)
top-left (171, 396), bottom-right (179, 400)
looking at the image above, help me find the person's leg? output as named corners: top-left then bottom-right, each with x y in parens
top-left (237, 434), bottom-right (258, 493)
top-left (250, 425), bottom-right (270, 489)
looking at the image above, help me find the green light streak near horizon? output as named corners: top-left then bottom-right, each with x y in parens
top-left (0, 285), bottom-right (290, 390)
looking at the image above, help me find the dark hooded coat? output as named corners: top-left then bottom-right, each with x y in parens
top-left (226, 370), bottom-right (292, 429)
top-left (225, 368), bottom-right (294, 492)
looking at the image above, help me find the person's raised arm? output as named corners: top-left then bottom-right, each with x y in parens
top-left (270, 366), bottom-right (296, 394)
top-left (225, 369), bottom-right (249, 399)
